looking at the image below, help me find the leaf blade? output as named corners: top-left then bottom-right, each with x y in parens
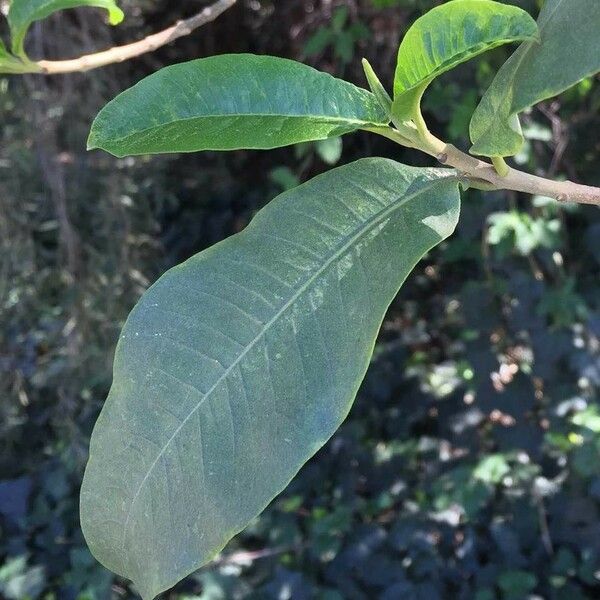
top-left (87, 54), bottom-right (390, 157)
top-left (8, 0), bottom-right (123, 56)
top-left (80, 158), bottom-right (460, 600)
top-left (469, 0), bottom-right (600, 158)
top-left (392, 0), bottom-right (538, 121)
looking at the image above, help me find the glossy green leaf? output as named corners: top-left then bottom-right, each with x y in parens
top-left (8, 0), bottom-right (123, 56)
top-left (87, 54), bottom-right (389, 157)
top-left (470, 0), bottom-right (600, 158)
top-left (80, 158), bottom-right (460, 600)
top-left (392, 0), bottom-right (537, 122)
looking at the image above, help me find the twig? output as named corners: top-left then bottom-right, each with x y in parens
top-left (534, 492), bottom-right (554, 555)
top-left (29, 0), bottom-right (236, 75)
top-left (442, 144), bottom-right (600, 206)
top-left (538, 102), bottom-right (569, 177)
top-left (367, 126), bottom-right (600, 206)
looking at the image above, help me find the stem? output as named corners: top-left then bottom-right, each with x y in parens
top-left (364, 126), bottom-right (417, 149)
top-left (27, 0), bottom-right (235, 75)
top-left (0, 54), bottom-right (43, 74)
top-left (412, 100), bottom-right (430, 140)
top-left (443, 143), bottom-right (600, 206)
top-left (366, 126), bottom-right (600, 206)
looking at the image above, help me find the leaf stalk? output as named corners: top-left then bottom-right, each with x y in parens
top-left (491, 156), bottom-right (510, 177)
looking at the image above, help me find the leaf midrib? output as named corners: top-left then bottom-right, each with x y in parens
top-left (89, 110), bottom-right (388, 150)
top-left (119, 171), bottom-right (456, 551)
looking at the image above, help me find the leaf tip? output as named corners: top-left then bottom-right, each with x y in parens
top-left (86, 132), bottom-right (99, 152)
top-left (86, 126), bottom-right (119, 156)
top-left (86, 132), bottom-right (115, 155)
top-left (108, 6), bottom-right (125, 26)
top-left (361, 58), bottom-right (392, 114)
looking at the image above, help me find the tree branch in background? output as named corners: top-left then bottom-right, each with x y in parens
top-left (32, 0), bottom-right (236, 75)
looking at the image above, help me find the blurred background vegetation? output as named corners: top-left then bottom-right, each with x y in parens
top-left (1, 0), bottom-right (599, 598)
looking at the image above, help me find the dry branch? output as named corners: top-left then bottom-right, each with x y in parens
top-left (33, 0), bottom-right (236, 75)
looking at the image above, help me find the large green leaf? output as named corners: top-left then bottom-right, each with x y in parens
top-left (470, 0), bottom-right (600, 158)
top-left (392, 0), bottom-right (537, 122)
top-left (87, 54), bottom-right (390, 157)
top-left (80, 158), bottom-right (460, 600)
top-left (8, 0), bottom-right (123, 56)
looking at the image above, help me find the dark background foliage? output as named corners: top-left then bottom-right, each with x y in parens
top-left (1, 0), bottom-right (599, 598)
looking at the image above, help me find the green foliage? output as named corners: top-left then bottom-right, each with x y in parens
top-left (269, 138), bottom-right (343, 192)
top-left (370, 0), bottom-right (408, 6)
top-left (497, 570), bottom-right (537, 598)
top-left (7, 0), bottom-right (123, 56)
top-left (80, 160), bottom-right (460, 599)
top-left (0, 556), bottom-right (45, 600)
top-left (3, 0), bottom-right (600, 599)
top-left (304, 7), bottom-right (370, 65)
top-left (79, 0), bottom-right (600, 596)
top-left (472, 454), bottom-right (510, 484)
top-left (470, 0), bottom-right (600, 158)
top-left (392, 0), bottom-right (537, 123)
top-left (537, 278), bottom-right (587, 328)
top-left (487, 209), bottom-right (561, 257)
top-left (268, 165), bottom-right (300, 191)
top-left (87, 54), bottom-right (389, 157)
top-left (572, 405), bottom-right (600, 434)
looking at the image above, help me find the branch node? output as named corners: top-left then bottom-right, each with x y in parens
top-left (367, 121), bottom-right (600, 206)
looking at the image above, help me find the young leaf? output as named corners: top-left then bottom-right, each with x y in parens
top-left (392, 0), bottom-right (537, 123)
top-left (80, 158), bottom-right (460, 600)
top-left (304, 27), bottom-right (333, 57)
top-left (469, 0), bottom-right (600, 158)
top-left (87, 54), bottom-right (389, 157)
top-left (8, 0), bottom-right (124, 56)
top-left (362, 58), bottom-right (392, 114)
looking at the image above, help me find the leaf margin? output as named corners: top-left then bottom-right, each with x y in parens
top-left (469, 0), bottom-right (600, 158)
top-left (80, 158), bottom-right (461, 600)
top-left (391, 0), bottom-right (538, 123)
top-left (86, 54), bottom-right (390, 157)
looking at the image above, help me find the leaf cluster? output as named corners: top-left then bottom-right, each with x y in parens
top-left (77, 1), bottom-right (600, 597)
